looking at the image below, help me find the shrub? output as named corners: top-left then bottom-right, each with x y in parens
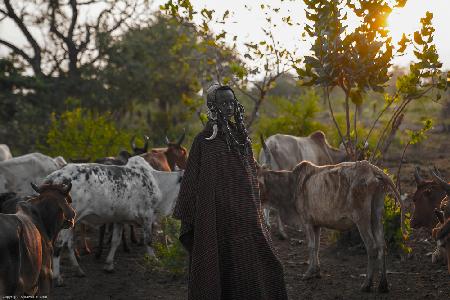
top-left (383, 195), bottom-right (411, 254)
top-left (41, 107), bottom-right (132, 160)
top-left (143, 217), bottom-right (188, 277)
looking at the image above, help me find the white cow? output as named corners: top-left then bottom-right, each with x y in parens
top-left (45, 156), bottom-right (183, 285)
top-left (0, 144), bottom-right (12, 161)
top-left (0, 153), bottom-right (67, 196)
top-left (259, 131), bottom-right (347, 239)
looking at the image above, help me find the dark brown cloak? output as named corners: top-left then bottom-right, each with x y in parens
top-left (173, 123), bottom-right (288, 300)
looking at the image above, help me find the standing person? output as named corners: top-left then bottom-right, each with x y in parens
top-left (173, 83), bottom-right (288, 300)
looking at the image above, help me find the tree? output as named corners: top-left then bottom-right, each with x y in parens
top-left (298, 0), bottom-right (448, 162)
top-left (100, 14), bottom-right (241, 143)
top-left (160, 0), bottom-right (295, 132)
top-left (0, 0), bottom-right (151, 152)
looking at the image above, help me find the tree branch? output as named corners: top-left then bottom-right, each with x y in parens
top-left (3, 0), bottom-right (41, 74)
top-left (0, 39), bottom-right (32, 63)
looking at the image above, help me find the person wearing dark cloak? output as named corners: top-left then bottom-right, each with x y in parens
top-left (172, 83), bottom-right (288, 300)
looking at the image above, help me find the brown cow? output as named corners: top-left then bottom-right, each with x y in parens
top-left (0, 182), bottom-right (75, 296)
top-left (140, 132), bottom-right (188, 171)
top-left (257, 160), bottom-right (405, 292)
top-left (410, 167), bottom-right (448, 230)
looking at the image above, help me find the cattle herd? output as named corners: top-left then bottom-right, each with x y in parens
top-left (0, 130), bottom-right (449, 297)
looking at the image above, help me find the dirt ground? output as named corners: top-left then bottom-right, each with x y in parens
top-left (51, 131), bottom-right (450, 300)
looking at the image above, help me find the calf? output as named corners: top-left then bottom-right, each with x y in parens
top-left (257, 160), bottom-right (405, 292)
top-left (0, 182), bottom-right (75, 296)
top-left (45, 156), bottom-right (183, 285)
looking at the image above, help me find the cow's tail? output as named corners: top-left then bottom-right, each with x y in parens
top-left (370, 164), bottom-right (407, 239)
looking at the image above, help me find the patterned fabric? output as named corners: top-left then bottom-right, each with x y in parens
top-left (173, 122), bottom-right (288, 300)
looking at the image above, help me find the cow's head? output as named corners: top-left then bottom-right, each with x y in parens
top-left (131, 135), bottom-right (149, 155)
top-left (30, 180), bottom-right (76, 231)
top-left (163, 132), bottom-right (188, 170)
top-left (410, 167), bottom-right (447, 229)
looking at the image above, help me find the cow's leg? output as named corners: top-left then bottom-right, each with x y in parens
top-left (446, 244), bottom-right (450, 274)
top-left (103, 223), bottom-right (123, 273)
top-left (276, 211), bottom-right (288, 240)
top-left (143, 218), bottom-right (157, 257)
top-left (95, 224), bottom-right (106, 259)
top-left (263, 207), bottom-right (271, 228)
top-left (52, 245), bottom-right (64, 287)
top-left (130, 224), bottom-right (138, 244)
top-left (303, 223), bottom-right (320, 279)
top-left (67, 229), bottom-right (86, 278)
top-left (80, 224), bottom-right (91, 255)
top-left (355, 221), bottom-right (377, 292)
top-left (372, 193), bottom-right (389, 293)
top-left (122, 226), bottom-right (130, 253)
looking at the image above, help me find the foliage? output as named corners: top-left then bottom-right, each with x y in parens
top-left (161, 0), bottom-right (295, 132)
top-left (298, 0), bottom-right (447, 162)
top-left (42, 108), bottom-right (132, 160)
top-left (143, 217), bottom-right (188, 277)
top-left (383, 195), bottom-right (411, 254)
top-left (100, 15), bottom-right (236, 144)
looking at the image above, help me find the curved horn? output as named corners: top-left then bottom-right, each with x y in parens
top-left (431, 167), bottom-right (450, 193)
top-left (259, 134), bottom-right (272, 166)
top-left (130, 136), bottom-right (137, 151)
top-left (63, 180), bottom-right (72, 194)
top-left (414, 166), bottom-right (424, 185)
top-left (143, 136), bottom-right (149, 152)
top-left (205, 124), bottom-right (218, 140)
top-left (30, 182), bottom-right (41, 193)
top-left (177, 131), bottom-right (186, 146)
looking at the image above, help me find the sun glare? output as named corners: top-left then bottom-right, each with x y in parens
top-left (387, 2), bottom-right (424, 44)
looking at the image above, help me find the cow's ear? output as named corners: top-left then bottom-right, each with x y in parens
top-left (30, 182), bottom-right (41, 193)
top-left (63, 180), bottom-right (72, 194)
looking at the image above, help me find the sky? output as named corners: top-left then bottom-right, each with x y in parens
top-left (187, 0), bottom-right (450, 70)
top-left (0, 0), bottom-right (449, 70)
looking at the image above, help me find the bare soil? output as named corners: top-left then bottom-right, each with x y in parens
top-left (51, 132), bottom-right (450, 300)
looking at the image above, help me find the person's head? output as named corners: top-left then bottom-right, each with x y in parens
top-left (215, 88), bottom-right (235, 119)
top-left (204, 83), bottom-right (251, 154)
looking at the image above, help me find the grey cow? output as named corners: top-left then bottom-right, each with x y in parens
top-left (259, 131), bottom-right (348, 238)
top-left (257, 160), bottom-right (406, 292)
